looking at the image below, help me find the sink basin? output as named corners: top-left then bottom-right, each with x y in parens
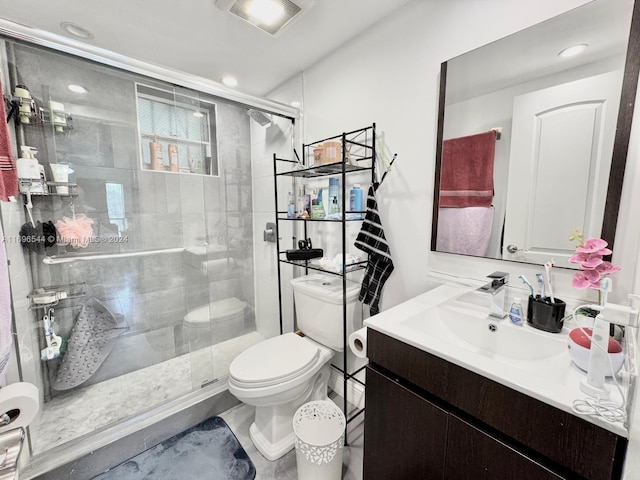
top-left (400, 305), bottom-right (567, 363)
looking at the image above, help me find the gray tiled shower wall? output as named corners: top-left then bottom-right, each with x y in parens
top-left (10, 40), bottom-right (256, 395)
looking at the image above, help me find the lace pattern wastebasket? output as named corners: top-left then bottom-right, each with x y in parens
top-left (293, 400), bottom-right (346, 480)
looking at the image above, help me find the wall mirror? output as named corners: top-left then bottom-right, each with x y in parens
top-left (431, 0), bottom-right (640, 269)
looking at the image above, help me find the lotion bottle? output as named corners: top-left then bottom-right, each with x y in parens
top-left (509, 297), bottom-right (524, 326)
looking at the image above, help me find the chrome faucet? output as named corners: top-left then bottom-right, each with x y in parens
top-left (478, 272), bottom-right (509, 318)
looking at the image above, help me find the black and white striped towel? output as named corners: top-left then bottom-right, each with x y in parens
top-left (354, 185), bottom-right (394, 315)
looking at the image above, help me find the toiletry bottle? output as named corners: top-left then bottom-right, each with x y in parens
top-left (287, 192), bottom-right (295, 219)
top-left (17, 146), bottom-right (40, 181)
top-left (350, 184), bottom-right (363, 212)
top-left (49, 101), bottom-right (67, 132)
top-left (302, 193), bottom-right (311, 218)
top-left (168, 144), bottom-right (179, 172)
top-left (150, 136), bottom-right (164, 171)
top-left (330, 197), bottom-right (340, 215)
top-left (509, 297), bottom-right (524, 325)
top-left (329, 177), bottom-right (340, 214)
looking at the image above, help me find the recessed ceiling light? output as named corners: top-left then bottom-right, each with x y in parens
top-left (558, 44), bottom-right (588, 58)
top-left (60, 22), bottom-right (94, 40)
top-left (290, 101), bottom-right (301, 108)
top-left (222, 76), bottom-right (238, 87)
top-left (193, 111), bottom-right (205, 118)
top-left (68, 84), bottom-right (88, 94)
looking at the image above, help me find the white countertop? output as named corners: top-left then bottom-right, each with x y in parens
top-left (364, 284), bottom-right (635, 437)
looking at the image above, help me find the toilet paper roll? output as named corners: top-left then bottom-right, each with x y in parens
top-left (0, 382), bottom-right (39, 434)
top-left (349, 327), bottom-right (368, 359)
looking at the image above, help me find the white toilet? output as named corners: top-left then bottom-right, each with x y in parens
top-left (228, 274), bottom-right (362, 461)
top-left (184, 297), bottom-right (248, 350)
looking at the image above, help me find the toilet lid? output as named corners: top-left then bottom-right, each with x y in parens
top-left (229, 333), bottom-right (320, 387)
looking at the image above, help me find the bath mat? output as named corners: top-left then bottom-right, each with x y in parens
top-left (52, 297), bottom-right (125, 390)
top-left (92, 416), bottom-right (256, 480)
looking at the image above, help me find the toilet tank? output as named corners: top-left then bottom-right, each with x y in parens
top-left (290, 274), bottom-right (362, 351)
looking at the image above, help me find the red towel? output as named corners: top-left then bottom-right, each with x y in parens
top-left (439, 131), bottom-right (495, 208)
top-left (0, 79), bottom-right (18, 202)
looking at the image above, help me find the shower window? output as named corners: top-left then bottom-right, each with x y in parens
top-left (136, 84), bottom-right (219, 175)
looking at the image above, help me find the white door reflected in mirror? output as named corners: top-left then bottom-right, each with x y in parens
top-left (503, 71), bottom-right (622, 267)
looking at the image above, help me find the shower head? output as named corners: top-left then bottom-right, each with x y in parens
top-left (247, 109), bottom-right (272, 127)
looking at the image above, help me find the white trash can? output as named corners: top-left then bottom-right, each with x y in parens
top-left (293, 400), bottom-right (346, 480)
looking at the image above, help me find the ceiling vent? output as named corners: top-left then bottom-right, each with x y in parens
top-left (215, 0), bottom-right (315, 36)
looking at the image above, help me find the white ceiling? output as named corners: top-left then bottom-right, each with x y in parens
top-left (0, 0), bottom-right (411, 98)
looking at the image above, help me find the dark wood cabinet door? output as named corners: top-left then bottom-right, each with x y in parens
top-left (445, 415), bottom-right (564, 480)
top-left (363, 367), bottom-right (448, 480)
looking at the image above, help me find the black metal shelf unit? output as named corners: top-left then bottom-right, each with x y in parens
top-left (272, 123), bottom-right (376, 443)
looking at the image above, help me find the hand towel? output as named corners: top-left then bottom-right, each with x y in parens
top-left (354, 185), bottom-right (394, 316)
top-left (436, 206), bottom-right (494, 256)
top-left (439, 130), bottom-right (495, 207)
top-left (0, 221), bottom-right (12, 380)
top-left (0, 79), bottom-right (18, 202)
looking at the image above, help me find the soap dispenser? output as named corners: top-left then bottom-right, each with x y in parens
top-left (17, 146), bottom-right (40, 180)
top-left (17, 146), bottom-right (45, 194)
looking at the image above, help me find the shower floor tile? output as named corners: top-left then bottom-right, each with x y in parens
top-left (31, 332), bottom-right (263, 454)
top-left (220, 394), bottom-right (364, 480)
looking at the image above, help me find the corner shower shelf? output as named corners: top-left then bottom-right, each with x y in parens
top-left (273, 123), bottom-right (376, 444)
top-left (18, 178), bottom-right (78, 197)
top-left (28, 282), bottom-right (86, 309)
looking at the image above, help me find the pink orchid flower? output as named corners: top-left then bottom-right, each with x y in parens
top-left (576, 237), bottom-right (612, 256)
top-left (570, 236), bottom-right (620, 291)
top-left (596, 261), bottom-right (621, 275)
top-left (568, 252), bottom-right (603, 269)
top-left (571, 272), bottom-right (601, 289)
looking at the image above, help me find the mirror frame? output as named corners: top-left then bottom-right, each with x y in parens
top-left (431, 0), bottom-right (640, 262)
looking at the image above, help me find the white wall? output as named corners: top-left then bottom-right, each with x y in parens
top-left (270, 0), bottom-right (640, 309)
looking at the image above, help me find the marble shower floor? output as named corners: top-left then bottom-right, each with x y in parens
top-left (220, 396), bottom-right (365, 480)
top-left (31, 332), bottom-right (263, 454)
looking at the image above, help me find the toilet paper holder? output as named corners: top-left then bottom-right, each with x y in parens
top-left (0, 427), bottom-right (25, 480)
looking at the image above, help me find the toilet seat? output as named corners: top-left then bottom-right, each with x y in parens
top-left (229, 333), bottom-right (320, 388)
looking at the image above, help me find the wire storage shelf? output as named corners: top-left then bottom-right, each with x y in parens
top-left (273, 123), bottom-right (376, 444)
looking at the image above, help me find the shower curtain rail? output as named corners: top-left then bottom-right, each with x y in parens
top-left (42, 247), bottom-right (186, 264)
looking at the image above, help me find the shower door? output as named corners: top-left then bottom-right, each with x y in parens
top-left (0, 38), bottom-right (263, 458)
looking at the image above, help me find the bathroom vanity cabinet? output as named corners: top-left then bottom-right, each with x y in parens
top-left (363, 329), bottom-right (627, 480)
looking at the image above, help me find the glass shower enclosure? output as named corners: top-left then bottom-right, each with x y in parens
top-left (0, 28), bottom-right (296, 475)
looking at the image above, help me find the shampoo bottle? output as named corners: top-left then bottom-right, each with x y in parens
top-left (150, 136), bottom-right (164, 171)
top-left (168, 144), bottom-right (179, 172)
